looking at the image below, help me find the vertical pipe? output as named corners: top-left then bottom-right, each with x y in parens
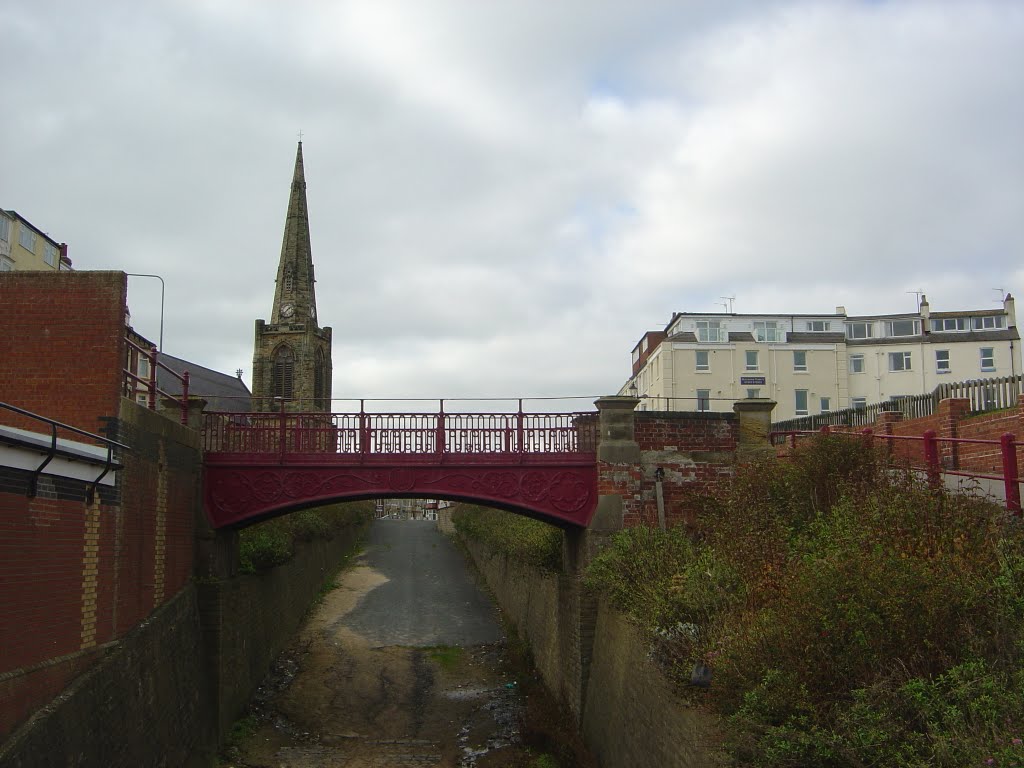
top-left (516, 398), bottom-right (525, 463)
top-left (360, 399), bottom-right (368, 460)
top-left (1001, 433), bottom-right (1021, 516)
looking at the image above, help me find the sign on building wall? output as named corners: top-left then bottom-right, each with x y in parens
top-left (740, 376), bottom-right (767, 385)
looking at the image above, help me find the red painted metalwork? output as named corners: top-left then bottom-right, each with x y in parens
top-left (770, 428), bottom-right (1022, 516)
top-left (123, 338), bottom-right (190, 424)
top-left (202, 409), bottom-right (599, 528)
top-left (1001, 433), bottom-right (1021, 515)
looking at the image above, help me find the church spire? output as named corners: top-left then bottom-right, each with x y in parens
top-left (271, 141), bottom-right (318, 325)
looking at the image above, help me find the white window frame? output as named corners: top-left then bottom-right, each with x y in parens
top-left (753, 321), bottom-right (781, 343)
top-left (805, 320), bottom-right (831, 332)
top-left (695, 350), bottom-right (710, 372)
top-left (980, 347), bottom-right (995, 372)
top-left (885, 319), bottom-right (921, 337)
top-left (0, 256), bottom-right (13, 272)
top-left (793, 350), bottom-right (807, 372)
top-left (820, 397), bottom-right (831, 413)
top-left (852, 397), bottom-right (867, 411)
top-left (43, 243), bottom-right (58, 267)
top-left (18, 227), bottom-right (36, 252)
top-left (696, 389), bottom-right (711, 412)
top-left (696, 320), bottom-right (724, 343)
top-left (889, 351), bottom-right (912, 372)
top-left (931, 318), bottom-right (967, 332)
top-left (849, 354), bottom-right (865, 374)
top-left (972, 316), bottom-right (1005, 330)
top-left (0, 215), bottom-right (10, 242)
top-left (745, 350), bottom-right (759, 371)
top-left (935, 349), bottom-right (950, 374)
top-left (794, 389), bottom-right (809, 416)
top-left (746, 388), bottom-right (760, 399)
top-left (846, 322), bottom-right (873, 339)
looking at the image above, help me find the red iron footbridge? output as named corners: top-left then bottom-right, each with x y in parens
top-left (201, 402), bottom-right (599, 529)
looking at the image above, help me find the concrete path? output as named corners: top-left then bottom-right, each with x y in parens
top-left (342, 519), bottom-right (505, 647)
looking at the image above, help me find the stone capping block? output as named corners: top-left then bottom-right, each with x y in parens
top-left (594, 396), bottom-right (641, 463)
top-left (732, 398), bottom-right (777, 446)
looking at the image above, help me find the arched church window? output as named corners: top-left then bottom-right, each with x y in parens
top-left (314, 347), bottom-right (327, 410)
top-left (271, 345), bottom-right (294, 400)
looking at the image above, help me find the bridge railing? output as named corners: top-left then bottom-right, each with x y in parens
top-left (201, 408), bottom-right (598, 459)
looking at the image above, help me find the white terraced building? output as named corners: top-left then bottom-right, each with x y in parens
top-left (623, 294), bottom-right (1020, 422)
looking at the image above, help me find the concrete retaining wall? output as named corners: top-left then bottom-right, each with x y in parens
top-left (198, 526), bottom-right (365, 740)
top-left (0, 586), bottom-right (212, 768)
top-left (463, 539), bottom-right (724, 768)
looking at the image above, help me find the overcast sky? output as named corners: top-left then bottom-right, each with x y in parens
top-left (3, 0), bottom-right (1022, 407)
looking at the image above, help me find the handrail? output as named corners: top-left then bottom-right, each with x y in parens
top-left (0, 401), bottom-right (130, 502)
top-left (771, 426), bottom-right (1020, 515)
top-left (124, 338), bottom-right (190, 425)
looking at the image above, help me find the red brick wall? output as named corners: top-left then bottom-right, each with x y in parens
top-left (0, 271), bottom-right (127, 434)
top-left (606, 411), bottom-right (740, 528)
top-left (0, 272), bottom-right (202, 738)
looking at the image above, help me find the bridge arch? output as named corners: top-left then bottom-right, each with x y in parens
top-left (204, 463), bottom-right (598, 530)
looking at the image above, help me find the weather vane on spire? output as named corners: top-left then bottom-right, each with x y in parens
top-left (297, 129), bottom-right (303, 142)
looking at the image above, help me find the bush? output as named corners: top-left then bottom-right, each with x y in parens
top-left (237, 500), bottom-right (373, 574)
top-left (583, 435), bottom-right (1024, 766)
top-left (452, 504), bottom-right (563, 570)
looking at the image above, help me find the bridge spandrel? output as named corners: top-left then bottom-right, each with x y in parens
top-left (201, 410), bottom-right (599, 529)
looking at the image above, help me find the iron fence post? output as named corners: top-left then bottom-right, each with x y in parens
top-left (180, 371), bottom-right (190, 425)
top-left (360, 400), bottom-right (368, 462)
top-left (278, 396), bottom-right (287, 463)
top-left (437, 399), bottom-right (446, 460)
top-left (147, 346), bottom-right (158, 411)
top-left (923, 429), bottom-right (941, 490)
top-left (1000, 433), bottom-right (1021, 516)
top-left (517, 399), bottom-right (525, 464)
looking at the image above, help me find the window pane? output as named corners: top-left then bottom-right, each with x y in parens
top-left (888, 351), bottom-right (911, 371)
top-left (795, 390), bottom-right (808, 416)
top-left (852, 397), bottom-right (867, 411)
top-left (936, 350), bottom-right (950, 372)
top-left (746, 389), bottom-right (760, 399)
top-left (695, 350), bottom-right (709, 371)
top-left (696, 389), bottom-right (710, 412)
top-left (745, 350), bottom-right (758, 370)
top-left (794, 351), bottom-right (807, 371)
top-left (820, 397), bottom-right (831, 413)
top-left (981, 347), bottom-right (995, 370)
top-left (849, 355), bottom-right (865, 373)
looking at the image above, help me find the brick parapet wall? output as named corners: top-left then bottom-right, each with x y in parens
top-left (634, 411), bottom-right (738, 452)
top-left (0, 271), bottom-right (205, 738)
top-left (0, 271), bottom-right (127, 436)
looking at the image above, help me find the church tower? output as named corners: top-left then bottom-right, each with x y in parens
top-left (252, 142), bottom-right (333, 412)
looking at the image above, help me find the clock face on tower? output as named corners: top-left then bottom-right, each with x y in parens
top-left (280, 303), bottom-right (295, 319)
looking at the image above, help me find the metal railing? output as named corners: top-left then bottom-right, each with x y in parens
top-left (0, 401), bottom-right (129, 502)
top-left (201, 400), bottom-right (598, 460)
top-left (771, 426), bottom-right (1021, 515)
top-left (123, 338), bottom-right (190, 425)
top-left (774, 374), bottom-right (1024, 433)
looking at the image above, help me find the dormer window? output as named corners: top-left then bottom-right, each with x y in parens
top-left (972, 315), bottom-right (1005, 330)
top-left (753, 321), bottom-right (781, 342)
top-left (885, 320), bottom-right (921, 337)
top-left (846, 322), bottom-right (873, 339)
top-left (805, 320), bottom-right (831, 332)
top-left (931, 318), bottom-right (967, 332)
top-left (696, 320), bottom-right (724, 343)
